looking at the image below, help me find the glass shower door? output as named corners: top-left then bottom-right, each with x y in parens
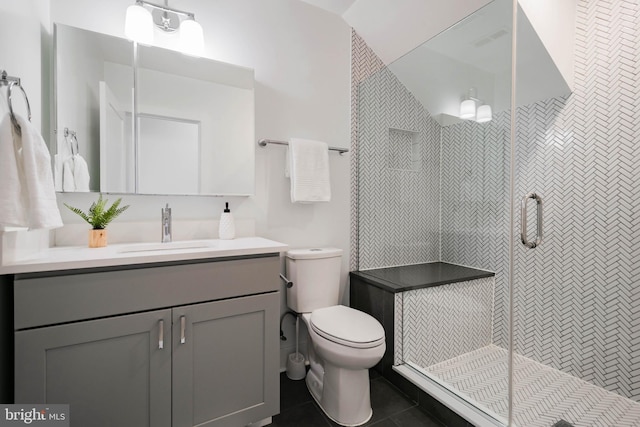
top-left (353, 0), bottom-right (516, 424)
top-left (511, 0), bottom-right (640, 426)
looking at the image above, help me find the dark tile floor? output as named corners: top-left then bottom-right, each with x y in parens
top-left (273, 371), bottom-right (446, 427)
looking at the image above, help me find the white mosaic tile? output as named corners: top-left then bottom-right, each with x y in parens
top-left (401, 278), bottom-right (494, 367)
top-left (425, 345), bottom-right (640, 427)
top-left (355, 66), bottom-right (440, 270)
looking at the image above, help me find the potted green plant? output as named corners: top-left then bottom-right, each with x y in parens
top-left (64, 195), bottom-right (129, 248)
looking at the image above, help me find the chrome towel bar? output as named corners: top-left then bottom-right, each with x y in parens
top-left (258, 138), bottom-right (349, 155)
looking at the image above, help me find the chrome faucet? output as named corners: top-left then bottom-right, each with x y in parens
top-left (161, 203), bottom-right (172, 243)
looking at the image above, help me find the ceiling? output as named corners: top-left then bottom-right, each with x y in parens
top-left (299, 0), bottom-right (492, 64)
top-left (298, 0), bottom-right (357, 16)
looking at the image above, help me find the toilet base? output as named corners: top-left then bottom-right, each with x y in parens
top-left (306, 365), bottom-right (373, 426)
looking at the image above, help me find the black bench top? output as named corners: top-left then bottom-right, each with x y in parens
top-left (350, 262), bottom-right (495, 293)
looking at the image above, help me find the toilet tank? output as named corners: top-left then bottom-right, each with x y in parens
top-left (286, 248), bottom-right (343, 313)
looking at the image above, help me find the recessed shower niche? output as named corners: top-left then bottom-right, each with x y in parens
top-left (387, 128), bottom-right (421, 171)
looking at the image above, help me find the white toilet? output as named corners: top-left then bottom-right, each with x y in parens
top-left (286, 248), bottom-right (386, 427)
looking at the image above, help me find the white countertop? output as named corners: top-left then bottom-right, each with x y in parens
top-left (0, 237), bottom-right (288, 275)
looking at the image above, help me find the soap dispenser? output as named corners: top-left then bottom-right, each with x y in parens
top-left (218, 202), bottom-right (236, 240)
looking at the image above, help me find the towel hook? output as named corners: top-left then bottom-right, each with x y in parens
top-left (64, 127), bottom-right (79, 155)
top-left (1, 70), bottom-right (32, 137)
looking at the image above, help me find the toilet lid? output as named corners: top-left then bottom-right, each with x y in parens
top-left (310, 305), bottom-right (385, 349)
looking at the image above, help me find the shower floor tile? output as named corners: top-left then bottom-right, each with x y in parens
top-left (423, 345), bottom-right (640, 427)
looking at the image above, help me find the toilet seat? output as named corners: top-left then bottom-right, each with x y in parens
top-left (310, 305), bottom-right (385, 349)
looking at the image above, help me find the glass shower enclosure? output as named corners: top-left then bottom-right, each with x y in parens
top-left (354, 0), bottom-right (640, 425)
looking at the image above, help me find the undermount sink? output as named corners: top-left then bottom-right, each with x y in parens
top-left (118, 241), bottom-right (213, 254)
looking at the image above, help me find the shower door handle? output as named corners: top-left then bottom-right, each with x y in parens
top-left (520, 193), bottom-right (543, 249)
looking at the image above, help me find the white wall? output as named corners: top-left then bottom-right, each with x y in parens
top-left (0, 0), bottom-right (44, 130)
top-left (0, 0), bottom-right (51, 260)
top-left (519, 0), bottom-right (576, 90)
top-left (4, 0), bottom-right (351, 369)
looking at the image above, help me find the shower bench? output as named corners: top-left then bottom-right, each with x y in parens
top-left (350, 262), bottom-right (495, 427)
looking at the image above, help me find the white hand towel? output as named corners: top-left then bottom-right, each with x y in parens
top-left (285, 148), bottom-right (290, 178)
top-left (0, 115), bottom-right (28, 228)
top-left (54, 138), bottom-right (73, 192)
top-left (1, 115), bottom-right (63, 229)
top-left (54, 154), bottom-right (63, 192)
top-left (62, 156), bottom-right (76, 192)
top-left (62, 154), bottom-right (91, 192)
top-left (288, 138), bottom-right (331, 203)
top-left (73, 154), bottom-right (90, 192)
top-left (18, 115), bottom-right (63, 229)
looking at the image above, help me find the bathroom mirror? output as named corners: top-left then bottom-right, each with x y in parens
top-left (54, 23), bottom-right (256, 196)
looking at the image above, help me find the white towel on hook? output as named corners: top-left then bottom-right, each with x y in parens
top-left (0, 114), bottom-right (63, 229)
top-left (72, 154), bottom-right (90, 192)
top-left (0, 114), bottom-right (28, 228)
top-left (62, 156), bottom-right (75, 192)
top-left (288, 138), bottom-right (331, 203)
top-left (62, 154), bottom-right (90, 192)
top-left (285, 148), bottom-right (291, 178)
top-left (54, 138), bottom-right (73, 192)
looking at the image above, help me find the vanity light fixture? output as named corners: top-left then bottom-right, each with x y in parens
top-left (124, 0), bottom-right (205, 56)
top-left (124, 2), bottom-right (154, 45)
top-left (179, 17), bottom-right (205, 56)
top-left (459, 88), bottom-right (492, 123)
top-left (476, 104), bottom-right (492, 123)
top-left (460, 98), bottom-right (476, 119)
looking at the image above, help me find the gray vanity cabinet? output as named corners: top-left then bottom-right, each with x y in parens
top-left (172, 293), bottom-right (278, 427)
top-left (12, 255), bottom-right (281, 427)
top-left (15, 309), bottom-right (173, 427)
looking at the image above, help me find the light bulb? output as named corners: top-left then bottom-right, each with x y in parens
top-left (125, 3), bottom-right (154, 45)
top-left (180, 19), bottom-right (204, 57)
top-left (476, 104), bottom-right (492, 123)
top-left (460, 99), bottom-right (476, 120)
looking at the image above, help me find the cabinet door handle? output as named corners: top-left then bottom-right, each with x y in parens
top-left (180, 315), bottom-right (186, 344)
top-left (158, 319), bottom-right (164, 349)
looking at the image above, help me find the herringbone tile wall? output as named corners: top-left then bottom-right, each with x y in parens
top-left (350, 31), bottom-right (385, 271)
top-left (351, 0), bottom-right (640, 404)
top-left (355, 65), bottom-right (440, 270)
top-left (399, 278), bottom-right (495, 368)
top-left (440, 114), bottom-right (511, 348)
